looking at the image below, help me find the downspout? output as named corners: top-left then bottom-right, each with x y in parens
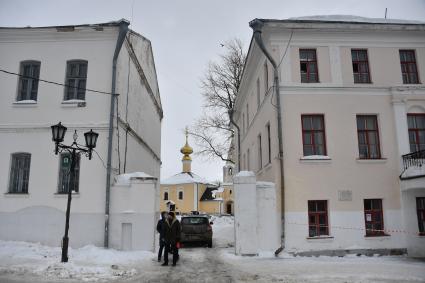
top-left (104, 20), bottom-right (129, 248)
top-left (228, 109), bottom-right (241, 171)
top-left (249, 19), bottom-right (285, 254)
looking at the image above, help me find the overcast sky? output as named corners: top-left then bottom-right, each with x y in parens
top-left (0, 0), bottom-right (424, 182)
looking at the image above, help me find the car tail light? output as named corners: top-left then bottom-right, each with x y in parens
top-left (207, 224), bottom-right (212, 231)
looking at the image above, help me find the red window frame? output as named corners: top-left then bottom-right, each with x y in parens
top-left (364, 199), bottom-right (385, 236)
top-left (301, 114), bottom-right (327, 156)
top-left (356, 115), bottom-right (381, 159)
top-left (299, 49), bottom-right (319, 83)
top-left (399, 50), bottom-right (420, 84)
top-left (417, 197), bottom-right (425, 236)
top-left (308, 200), bottom-right (329, 237)
top-left (351, 49), bottom-right (371, 83)
top-left (407, 114), bottom-right (425, 152)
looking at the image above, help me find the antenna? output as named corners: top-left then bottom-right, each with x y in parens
top-left (385, 8), bottom-right (388, 19)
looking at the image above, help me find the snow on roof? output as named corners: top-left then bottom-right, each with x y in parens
top-left (115, 172), bottom-right (156, 185)
top-left (286, 15), bottom-right (425, 25)
top-left (161, 172), bottom-right (209, 185)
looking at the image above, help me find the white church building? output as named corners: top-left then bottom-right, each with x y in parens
top-left (0, 19), bottom-right (162, 249)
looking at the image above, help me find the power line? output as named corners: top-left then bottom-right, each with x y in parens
top-left (0, 68), bottom-right (116, 96)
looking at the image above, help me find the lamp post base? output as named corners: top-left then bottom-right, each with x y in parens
top-left (61, 236), bottom-right (69, 262)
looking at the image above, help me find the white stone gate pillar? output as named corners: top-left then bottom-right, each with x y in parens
top-left (234, 171), bottom-right (258, 256)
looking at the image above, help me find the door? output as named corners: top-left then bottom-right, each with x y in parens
top-left (121, 223), bottom-right (132, 251)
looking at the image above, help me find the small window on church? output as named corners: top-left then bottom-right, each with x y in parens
top-left (230, 190), bottom-right (232, 195)
top-left (164, 191), bottom-right (168, 201)
top-left (178, 191), bottom-right (184, 200)
top-left (228, 167), bottom-right (233, 175)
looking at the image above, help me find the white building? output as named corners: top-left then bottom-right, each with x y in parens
top-left (233, 16), bottom-right (425, 256)
top-left (0, 19), bottom-right (162, 248)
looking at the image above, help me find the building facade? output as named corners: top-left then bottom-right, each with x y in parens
top-left (160, 132), bottom-right (233, 215)
top-left (0, 20), bottom-right (162, 248)
top-left (233, 16), bottom-right (425, 256)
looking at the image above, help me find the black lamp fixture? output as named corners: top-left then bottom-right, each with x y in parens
top-left (50, 122), bottom-right (98, 263)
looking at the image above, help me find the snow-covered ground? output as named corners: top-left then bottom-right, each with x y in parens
top-left (1, 215), bottom-right (425, 283)
top-left (0, 240), bottom-right (152, 282)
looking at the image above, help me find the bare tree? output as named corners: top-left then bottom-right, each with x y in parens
top-left (189, 38), bottom-right (246, 164)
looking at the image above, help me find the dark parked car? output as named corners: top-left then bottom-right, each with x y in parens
top-left (180, 215), bottom-right (213, 248)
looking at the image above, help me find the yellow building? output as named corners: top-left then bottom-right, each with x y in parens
top-left (160, 131), bottom-right (233, 215)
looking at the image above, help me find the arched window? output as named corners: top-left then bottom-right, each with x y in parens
top-left (64, 60), bottom-right (88, 101)
top-left (230, 190), bottom-right (232, 195)
top-left (178, 191), bottom-right (184, 200)
top-left (164, 191), bottom-right (168, 201)
top-left (228, 167), bottom-right (233, 175)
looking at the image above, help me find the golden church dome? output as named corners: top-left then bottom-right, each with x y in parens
top-left (181, 127), bottom-right (193, 161)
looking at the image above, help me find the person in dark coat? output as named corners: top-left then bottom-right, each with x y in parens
top-left (156, 211), bottom-right (167, 262)
top-left (162, 211), bottom-right (181, 266)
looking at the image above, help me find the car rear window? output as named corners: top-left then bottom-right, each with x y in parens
top-left (181, 217), bottom-right (208, 225)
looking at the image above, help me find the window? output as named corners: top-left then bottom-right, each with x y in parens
top-left (257, 134), bottom-right (262, 170)
top-left (364, 199), bottom-right (385, 236)
top-left (308, 200), bottom-right (329, 237)
top-left (17, 61), bottom-right (40, 101)
top-left (65, 60), bottom-right (88, 100)
top-left (357, 115), bottom-right (381, 159)
top-left (266, 123), bottom-right (271, 164)
top-left (230, 190), bottom-right (232, 195)
top-left (301, 115), bottom-right (326, 156)
top-left (399, 50), bottom-right (419, 84)
top-left (417, 197), bottom-right (425, 235)
top-left (407, 114), bottom-right (425, 152)
top-left (8, 153), bottom-right (31, 194)
top-left (228, 167), bottom-right (233, 176)
top-left (299, 49), bottom-right (319, 83)
top-left (256, 79), bottom-right (261, 109)
top-left (264, 61), bottom-right (269, 94)
top-left (178, 190), bottom-right (184, 200)
top-left (164, 191), bottom-right (169, 201)
top-left (351, 49), bottom-right (371, 83)
top-left (58, 153), bottom-right (80, 194)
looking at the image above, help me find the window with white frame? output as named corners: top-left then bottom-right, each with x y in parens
top-left (17, 61), bottom-right (40, 101)
top-left (178, 190), bottom-right (184, 200)
top-left (58, 153), bottom-right (80, 194)
top-left (8, 153), bottom-right (31, 194)
top-left (64, 60), bottom-right (88, 101)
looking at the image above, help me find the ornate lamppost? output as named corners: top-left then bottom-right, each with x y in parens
top-left (50, 122), bottom-right (98, 262)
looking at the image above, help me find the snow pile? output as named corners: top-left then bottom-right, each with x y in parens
top-left (300, 155), bottom-right (331, 160)
top-left (211, 186), bottom-right (224, 198)
top-left (115, 172), bottom-right (155, 185)
top-left (0, 240), bottom-right (153, 282)
top-left (210, 215), bottom-right (234, 248)
top-left (161, 172), bottom-right (209, 185)
top-left (288, 15), bottom-right (425, 25)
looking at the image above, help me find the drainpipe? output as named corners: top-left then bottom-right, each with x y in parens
top-left (249, 19), bottom-right (285, 254)
top-left (104, 20), bottom-right (129, 248)
top-left (228, 109), bottom-right (241, 171)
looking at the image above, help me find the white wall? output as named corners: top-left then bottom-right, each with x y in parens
top-left (110, 176), bottom-right (158, 251)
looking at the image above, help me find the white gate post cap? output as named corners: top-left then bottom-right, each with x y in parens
top-left (233, 171), bottom-right (256, 184)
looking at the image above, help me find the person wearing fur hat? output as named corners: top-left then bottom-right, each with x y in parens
top-left (162, 211), bottom-right (181, 266)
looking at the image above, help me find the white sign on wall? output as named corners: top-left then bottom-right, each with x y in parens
top-left (338, 190), bottom-right (352, 201)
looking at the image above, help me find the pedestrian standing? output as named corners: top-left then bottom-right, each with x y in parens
top-left (162, 211), bottom-right (181, 266)
top-left (156, 211), bottom-right (167, 262)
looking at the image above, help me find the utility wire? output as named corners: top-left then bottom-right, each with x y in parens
top-left (0, 68), bottom-right (116, 96)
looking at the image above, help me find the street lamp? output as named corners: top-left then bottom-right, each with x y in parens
top-left (50, 122), bottom-right (98, 262)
